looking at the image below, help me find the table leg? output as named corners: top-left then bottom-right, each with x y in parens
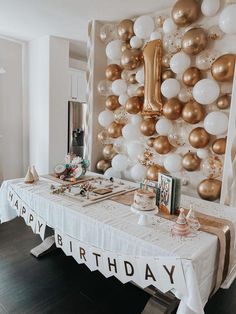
top-left (30, 235), bottom-right (57, 258)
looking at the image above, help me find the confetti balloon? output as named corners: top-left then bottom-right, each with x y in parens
top-left (201, 156), bottom-right (223, 179)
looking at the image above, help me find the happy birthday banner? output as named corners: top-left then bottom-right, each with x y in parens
top-left (7, 186), bottom-right (187, 294)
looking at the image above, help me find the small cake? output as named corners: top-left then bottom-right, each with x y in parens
top-left (132, 189), bottom-right (156, 211)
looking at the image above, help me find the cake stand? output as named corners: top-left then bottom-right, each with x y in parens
top-left (131, 205), bottom-right (158, 226)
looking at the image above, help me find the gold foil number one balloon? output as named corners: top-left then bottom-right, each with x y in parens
top-left (142, 39), bottom-right (163, 115)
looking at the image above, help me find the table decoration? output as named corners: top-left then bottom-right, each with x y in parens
top-left (24, 167), bottom-right (34, 184)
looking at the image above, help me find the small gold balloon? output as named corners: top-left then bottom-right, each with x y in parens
top-left (103, 144), bottom-right (117, 160)
top-left (153, 136), bottom-right (172, 154)
top-left (212, 138), bottom-right (226, 155)
top-left (156, 15), bottom-right (166, 28)
top-left (189, 127), bottom-right (210, 149)
top-left (211, 54), bottom-right (236, 82)
top-left (140, 117), bottom-right (156, 136)
top-left (182, 67), bottom-right (202, 86)
top-left (121, 41), bottom-right (131, 52)
top-left (162, 55), bottom-right (171, 68)
top-left (125, 96), bottom-right (143, 114)
top-left (121, 49), bottom-right (143, 70)
top-left (128, 73), bottom-right (138, 84)
top-left (163, 98), bottom-right (182, 120)
top-left (147, 137), bottom-right (156, 147)
top-left (182, 28), bottom-right (207, 55)
top-left (182, 101), bottom-right (205, 124)
top-left (97, 130), bottom-right (109, 143)
top-left (107, 122), bottom-right (123, 138)
top-left (216, 95), bottom-right (231, 110)
top-left (137, 86), bottom-right (145, 97)
top-left (96, 159), bottom-right (111, 172)
top-left (105, 95), bottom-right (120, 111)
top-left (162, 69), bottom-right (175, 81)
top-left (105, 64), bottom-right (122, 81)
top-left (171, 0), bottom-right (200, 27)
top-left (197, 179), bottom-right (221, 201)
top-left (118, 19), bottom-right (134, 42)
top-left (146, 164), bottom-right (166, 181)
top-left (182, 152), bottom-right (201, 171)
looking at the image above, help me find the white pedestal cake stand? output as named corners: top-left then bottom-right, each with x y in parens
top-left (131, 205), bottom-right (158, 226)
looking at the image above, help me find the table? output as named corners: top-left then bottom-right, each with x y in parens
top-left (1, 174), bottom-right (236, 314)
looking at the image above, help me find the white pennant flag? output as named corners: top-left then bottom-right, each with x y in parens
top-left (63, 234), bottom-right (74, 256)
top-left (7, 187), bottom-right (14, 206)
top-left (12, 196), bottom-right (21, 216)
top-left (55, 229), bottom-right (64, 249)
top-left (85, 246), bottom-right (104, 272)
top-left (27, 209), bottom-right (37, 232)
top-left (137, 257), bottom-right (161, 289)
top-left (20, 203), bottom-right (29, 223)
top-left (116, 256), bottom-right (139, 285)
top-left (36, 216), bottom-right (46, 240)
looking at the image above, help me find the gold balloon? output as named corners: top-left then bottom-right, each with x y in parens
top-left (147, 137), bottom-right (156, 147)
top-left (172, 0), bottom-right (200, 26)
top-left (162, 55), bottom-right (171, 68)
top-left (163, 98), bottom-right (182, 120)
top-left (128, 73), bottom-right (138, 84)
top-left (121, 41), bottom-right (131, 52)
top-left (97, 130), bottom-right (109, 143)
top-left (105, 64), bottom-right (122, 81)
top-left (216, 95), bottom-right (231, 110)
top-left (121, 49), bottom-right (143, 70)
top-left (182, 28), bottom-right (207, 55)
top-left (137, 86), bottom-right (145, 97)
top-left (182, 152), bottom-right (201, 171)
top-left (103, 144), bottom-right (117, 160)
top-left (211, 54), bottom-right (236, 82)
top-left (96, 159), bottom-right (111, 172)
top-left (182, 67), bottom-right (202, 86)
top-left (153, 136), bottom-right (172, 154)
top-left (105, 95), bottom-right (120, 111)
top-left (107, 122), bottom-right (123, 138)
top-left (162, 69), bottom-right (175, 81)
top-left (140, 117), bottom-right (156, 136)
top-left (182, 101), bottom-right (205, 124)
top-left (125, 96), bottom-right (143, 114)
top-left (146, 164), bottom-right (166, 181)
top-left (212, 138), bottom-right (226, 155)
top-left (118, 19), bottom-right (134, 42)
top-left (197, 179), bottom-right (222, 201)
top-left (189, 127), bottom-right (210, 149)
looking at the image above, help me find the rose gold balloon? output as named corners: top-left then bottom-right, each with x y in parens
top-left (96, 159), bottom-right (111, 172)
top-left (182, 152), bottom-right (201, 171)
top-left (163, 98), bottom-right (182, 120)
top-left (211, 54), bottom-right (236, 82)
top-left (216, 95), bottom-right (231, 110)
top-left (137, 86), bottom-right (145, 97)
top-left (147, 137), bottom-right (156, 147)
top-left (153, 136), bottom-right (172, 154)
top-left (162, 69), bottom-right (175, 81)
top-left (125, 96), bottom-right (143, 114)
top-left (105, 95), bottom-right (120, 111)
top-left (182, 100), bottom-right (205, 124)
top-left (107, 122), bottom-right (123, 138)
top-left (121, 49), bottom-right (143, 70)
top-left (118, 19), bottom-right (134, 42)
top-left (182, 67), bottom-right (202, 86)
top-left (189, 127), bottom-right (210, 148)
top-left (128, 73), bottom-right (138, 84)
top-left (146, 164), bottom-right (166, 181)
top-left (212, 138), bottom-right (226, 155)
top-left (105, 64), bottom-right (122, 81)
top-left (121, 41), bottom-right (131, 52)
top-left (172, 0), bottom-right (200, 27)
top-left (103, 144), bottom-right (117, 160)
top-left (197, 179), bottom-right (221, 201)
top-left (140, 117), bottom-right (156, 136)
top-left (182, 28), bottom-right (207, 55)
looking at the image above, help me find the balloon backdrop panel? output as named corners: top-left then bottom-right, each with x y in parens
top-left (90, 1), bottom-right (236, 203)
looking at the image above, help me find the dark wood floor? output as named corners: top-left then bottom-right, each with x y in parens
top-left (0, 218), bottom-right (236, 314)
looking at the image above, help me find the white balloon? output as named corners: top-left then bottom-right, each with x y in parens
top-left (150, 31), bottom-right (162, 41)
top-left (204, 112), bottom-right (228, 135)
top-left (201, 0), bottom-right (220, 17)
top-left (130, 164), bottom-right (147, 182)
top-left (163, 18), bottom-right (177, 34)
top-left (127, 142), bottom-right (144, 160)
top-left (130, 36), bottom-right (143, 48)
top-left (123, 168), bottom-right (133, 181)
top-left (130, 115), bottom-right (142, 125)
top-left (112, 154), bottom-right (129, 171)
top-left (127, 84), bottom-right (139, 97)
top-left (122, 123), bottom-right (141, 141)
top-left (193, 79), bottom-right (220, 105)
top-left (170, 52), bottom-right (191, 74)
top-left (134, 15), bottom-right (155, 39)
top-left (178, 88), bottom-right (191, 103)
top-left (105, 40), bottom-right (122, 60)
top-left (197, 149), bottom-right (209, 159)
top-left (164, 154), bottom-right (182, 172)
top-left (136, 68), bottom-right (144, 84)
top-left (161, 78), bottom-right (181, 98)
top-left (155, 119), bottom-right (173, 135)
top-left (112, 79), bottom-right (127, 96)
top-left (113, 137), bottom-right (127, 154)
top-left (119, 93), bottom-right (129, 106)
top-left (98, 110), bottom-right (114, 127)
top-left (219, 4), bottom-right (236, 34)
top-left (104, 167), bottom-right (121, 179)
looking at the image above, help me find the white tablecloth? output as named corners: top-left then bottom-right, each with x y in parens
top-left (1, 175), bottom-right (236, 314)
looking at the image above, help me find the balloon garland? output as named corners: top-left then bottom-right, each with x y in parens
top-left (96, 0), bottom-right (236, 202)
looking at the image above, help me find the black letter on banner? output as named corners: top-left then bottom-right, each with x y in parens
top-left (69, 241), bottom-right (73, 253)
top-left (14, 200), bottom-right (18, 209)
top-left (29, 214), bottom-right (34, 223)
top-left (79, 247), bottom-right (87, 261)
top-left (57, 234), bottom-right (63, 247)
top-left (163, 265), bottom-right (175, 284)
top-left (93, 252), bottom-right (101, 267)
top-left (124, 261), bottom-right (134, 276)
top-left (38, 221), bottom-right (43, 232)
top-left (9, 191), bottom-right (13, 201)
top-left (108, 258), bottom-right (117, 273)
top-left (145, 264), bottom-right (156, 281)
top-left (22, 206), bottom-right (26, 215)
